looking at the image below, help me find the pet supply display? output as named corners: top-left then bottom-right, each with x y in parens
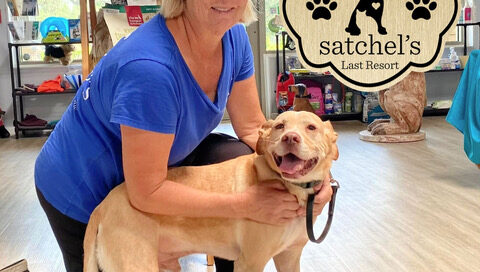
top-left (17, 84), bottom-right (38, 93)
top-left (299, 79), bottom-right (325, 116)
top-left (332, 93), bottom-right (338, 103)
top-left (306, 85), bottom-right (325, 116)
top-left (69, 19), bottom-right (81, 42)
top-left (362, 92), bottom-right (390, 123)
top-left (37, 75), bottom-right (64, 93)
top-left (324, 84), bottom-right (334, 114)
top-left (64, 73), bottom-right (82, 91)
top-left (431, 100), bottom-right (453, 109)
top-left (40, 17), bottom-right (69, 42)
top-left (463, 1), bottom-right (472, 23)
top-left (18, 114), bottom-right (47, 128)
top-left (276, 72), bottom-right (295, 112)
top-left (449, 48), bottom-right (461, 70)
top-left (334, 102), bottom-right (343, 114)
top-left (344, 91), bottom-right (353, 112)
top-left (353, 92), bottom-right (364, 113)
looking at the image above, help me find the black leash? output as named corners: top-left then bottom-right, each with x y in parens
top-left (306, 179), bottom-right (339, 243)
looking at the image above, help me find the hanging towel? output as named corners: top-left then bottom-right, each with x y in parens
top-left (446, 50), bottom-right (480, 165)
top-left (37, 75), bottom-right (64, 93)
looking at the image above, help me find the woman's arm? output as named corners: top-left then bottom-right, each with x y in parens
top-left (122, 125), bottom-right (243, 217)
top-left (121, 125), bottom-right (300, 224)
top-left (226, 75), bottom-right (266, 150)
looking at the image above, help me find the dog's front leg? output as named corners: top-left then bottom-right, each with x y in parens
top-left (157, 236), bottom-right (195, 272)
top-left (273, 242), bottom-right (306, 272)
top-left (233, 253), bottom-right (270, 272)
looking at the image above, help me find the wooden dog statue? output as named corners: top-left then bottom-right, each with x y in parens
top-left (368, 72), bottom-right (426, 135)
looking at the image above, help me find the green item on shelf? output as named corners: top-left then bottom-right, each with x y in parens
top-left (48, 120), bottom-right (60, 126)
top-left (42, 31), bottom-right (69, 43)
top-left (344, 91), bottom-right (353, 112)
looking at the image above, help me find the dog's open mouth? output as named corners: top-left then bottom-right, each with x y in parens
top-left (273, 153), bottom-right (319, 179)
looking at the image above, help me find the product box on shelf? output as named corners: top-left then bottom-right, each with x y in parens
top-left (69, 19), bottom-right (81, 42)
top-left (362, 93), bottom-right (389, 123)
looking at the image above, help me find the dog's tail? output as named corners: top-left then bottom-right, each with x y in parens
top-left (83, 207), bottom-right (101, 272)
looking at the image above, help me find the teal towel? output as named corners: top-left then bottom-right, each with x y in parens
top-left (446, 50), bottom-right (480, 164)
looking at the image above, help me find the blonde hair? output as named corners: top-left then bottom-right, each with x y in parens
top-left (160, 0), bottom-right (257, 25)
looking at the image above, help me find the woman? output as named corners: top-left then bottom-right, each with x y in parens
top-left (34, 1), bottom-right (333, 271)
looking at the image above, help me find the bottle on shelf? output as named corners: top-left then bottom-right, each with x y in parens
top-left (344, 91), bottom-right (353, 112)
top-left (324, 84), bottom-right (334, 114)
top-left (460, 4), bottom-right (464, 23)
top-left (449, 47), bottom-right (461, 70)
top-left (464, 0), bottom-right (472, 23)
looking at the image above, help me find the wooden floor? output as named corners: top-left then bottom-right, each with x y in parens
top-left (0, 116), bottom-right (479, 272)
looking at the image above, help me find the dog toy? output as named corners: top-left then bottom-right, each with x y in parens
top-left (44, 44), bottom-right (75, 66)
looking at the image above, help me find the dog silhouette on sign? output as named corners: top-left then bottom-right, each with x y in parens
top-left (345, 0), bottom-right (387, 36)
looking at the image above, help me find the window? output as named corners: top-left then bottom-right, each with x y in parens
top-left (264, 0), bottom-right (282, 52)
top-left (18, 0), bottom-right (106, 63)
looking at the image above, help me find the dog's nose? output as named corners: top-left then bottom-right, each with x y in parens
top-left (282, 132), bottom-right (301, 144)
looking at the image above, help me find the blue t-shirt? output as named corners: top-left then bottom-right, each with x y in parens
top-left (34, 14), bottom-right (254, 223)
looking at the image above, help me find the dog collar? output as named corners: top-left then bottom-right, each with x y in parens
top-left (290, 180), bottom-right (322, 189)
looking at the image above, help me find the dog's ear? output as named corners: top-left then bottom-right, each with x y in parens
top-left (256, 120), bottom-right (274, 155)
top-left (324, 121), bottom-right (339, 161)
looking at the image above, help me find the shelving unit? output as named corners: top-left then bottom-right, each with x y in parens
top-left (8, 41), bottom-right (81, 139)
top-left (456, 22), bottom-right (480, 55)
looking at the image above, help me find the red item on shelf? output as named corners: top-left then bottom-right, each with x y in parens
top-left (276, 72), bottom-right (295, 111)
top-left (18, 114), bottom-right (48, 127)
top-left (37, 75), bottom-right (64, 93)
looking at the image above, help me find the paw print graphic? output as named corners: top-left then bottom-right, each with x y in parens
top-left (306, 0), bottom-right (338, 21)
top-left (406, 0), bottom-right (437, 20)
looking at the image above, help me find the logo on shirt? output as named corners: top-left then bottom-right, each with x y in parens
top-left (82, 74), bottom-right (92, 101)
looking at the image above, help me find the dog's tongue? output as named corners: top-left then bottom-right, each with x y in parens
top-left (279, 154), bottom-right (304, 174)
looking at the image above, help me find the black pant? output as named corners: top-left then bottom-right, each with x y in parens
top-left (37, 133), bottom-right (253, 272)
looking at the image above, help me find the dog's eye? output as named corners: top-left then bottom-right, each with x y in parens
top-left (307, 125), bottom-right (316, 131)
top-left (275, 124), bottom-right (284, 130)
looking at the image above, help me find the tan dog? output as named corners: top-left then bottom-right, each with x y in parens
top-left (368, 72), bottom-right (426, 135)
top-left (83, 111), bottom-right (338, 272)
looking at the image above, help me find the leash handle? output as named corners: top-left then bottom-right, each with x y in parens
top-left (306, 179), bottom-right (339, 243)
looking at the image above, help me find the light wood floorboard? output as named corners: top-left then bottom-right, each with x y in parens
top-left (0, 116), bottom-right (478, 272)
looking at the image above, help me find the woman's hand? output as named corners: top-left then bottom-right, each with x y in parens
top-left (239, 181), bottom-right (300, 225)
top-left (296, 176), bottom-right (333, 217)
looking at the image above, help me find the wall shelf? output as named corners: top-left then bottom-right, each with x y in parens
top-left (14, 89), bottom-right (77, 96)
top-left (8, 42), bottom-right (77, 139)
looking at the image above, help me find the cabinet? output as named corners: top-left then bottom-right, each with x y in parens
top-left (8, 41), bottom-right (79, 139)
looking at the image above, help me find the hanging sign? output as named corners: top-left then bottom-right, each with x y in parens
top-left (281, 0), bottom-right (460, 91)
